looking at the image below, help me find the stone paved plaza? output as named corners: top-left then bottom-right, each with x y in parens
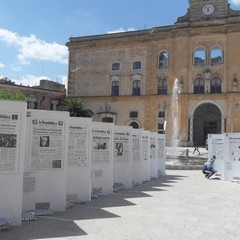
top-left (1, 169), bottom-right (240, 240)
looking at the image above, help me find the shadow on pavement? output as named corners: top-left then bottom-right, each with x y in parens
top-left (0, 174), bottom-right (187, 240)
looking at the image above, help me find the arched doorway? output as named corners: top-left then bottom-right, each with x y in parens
top-left (193, 103), bottom-right (221, 146)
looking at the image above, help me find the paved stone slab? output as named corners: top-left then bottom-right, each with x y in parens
top-left (1, 170), bottom-right (240, 240)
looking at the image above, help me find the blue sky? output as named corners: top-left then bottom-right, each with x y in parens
top-left (0, 0), bottom-right (239, 88)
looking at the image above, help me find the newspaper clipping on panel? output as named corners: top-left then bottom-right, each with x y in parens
top-left (132, 133), bottom-right (141, 162)
top-left (68, 125), bottom-right (89, 167)
top-left (92, 129), bottom-right (111, 164)
top-left (0, 112), bottom-right (20, 173)
top-left (30, 119), bottom-right (64, 170)
top-left (114, 131), bottom-right (130, 162)
top-left (142, 135), bottom-right (149, 161)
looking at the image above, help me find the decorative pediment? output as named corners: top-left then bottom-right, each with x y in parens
top-left (211, 72), bottom-right (222, 79)
top-left (110, 75), bottom-right (120, 81)
top-left (203, 69), bottom-right (212, 79)
top-left (196, 73), bottom-right (204, 79)
top-left (158, 73), bottom-right (168, 80)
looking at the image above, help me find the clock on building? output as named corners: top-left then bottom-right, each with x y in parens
top-left (202, 4), bottom-right (215, 16)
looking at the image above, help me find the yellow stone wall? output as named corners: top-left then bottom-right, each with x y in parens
top-left (66, 5), bottom-right (240, 146)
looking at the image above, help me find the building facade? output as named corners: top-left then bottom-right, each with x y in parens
top-left (66, 0), bottom-right (240, 146)
top-left (0, 79), bottom-right (66, 110)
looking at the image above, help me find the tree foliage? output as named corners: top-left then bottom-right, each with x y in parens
top-left (59, 98), bottom-right (94, 117)
top-left (0, 77), bottom-right (15, 85)
top-left (0, 90), bottom-right (27, 101)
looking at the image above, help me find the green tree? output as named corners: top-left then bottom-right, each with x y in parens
top-left (0, 90), bottom-right (27, 101)
top-left (59, 98), bottom-right (94, 117)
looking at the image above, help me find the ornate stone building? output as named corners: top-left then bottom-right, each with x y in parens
top-left (66, 0), bottom-right (240, 146)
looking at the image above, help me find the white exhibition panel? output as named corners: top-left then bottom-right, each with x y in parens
top-left (157, 134), bottom-right (166, 176)
top-left (223, 133), bottom-right (240, 181)
top-left (91, 122), bottom-right (114, 196)
top-left (131, 128), bottom-right (144, 186)
top-left (0, 100), bottom-right (26, 226)
top-left (67, 117), bottom-right (92, 202)
top-left (150, 132), bottom-right (159, 179)
top-left (113, 126), bottom-right (133, 189)
top-left (22, 110), bottom-right (69, 212)
top-left (207, 134), bottom-right (225, 179)
top-left (142, 131), bottom-right (151, 182)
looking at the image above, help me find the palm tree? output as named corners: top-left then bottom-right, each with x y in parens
top-left (59, 98), bottom-right (94, 117)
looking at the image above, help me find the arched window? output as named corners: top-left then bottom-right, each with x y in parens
top-left (193, 47), bottom-right (206, 66)
top-left (132, 80), bottom-right (141, 96)
top-left (129, 121), bottom-right (140, 129)
top-left (210, 77), bottom-right (222, 93)
top-left (133, 61), bottom-right (142, 70)
top-left (112, 62), bottom-right (120, 71)
top-left (159, 51), bottom-right (168, 68)
top-left (194, 78), bottom-right (205, 94)
top-left (157, 78), bottom-right (168, 95)
top-left (210, 47), bottom-right (223, 65)
top-left (111, 81), bottom-right (119, 96)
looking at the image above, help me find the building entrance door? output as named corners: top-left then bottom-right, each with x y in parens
top-left (193, 103), bottom-right (221, 146)
top-left (204, 121), bottom-right (218, 141)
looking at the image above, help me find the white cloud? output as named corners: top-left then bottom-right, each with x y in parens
top-left (0, 62), bottom-right (5, 68)
top-left (230, 0), bottom-right (240, 6)
top-left (107, 27), bottom-right (137, 34)
top-left (58, 75), bottom-right (68, 90)
top-left (0, 28), bottom-right (68, 65)
top-left (11, 74), bottom-right (68, 88)
top-left (12, 74), bottom-right (43, 86)
top-left (11, 65), bottom-right (22, 72)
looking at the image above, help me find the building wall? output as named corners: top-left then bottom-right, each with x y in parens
top-left (0, 80), bottom-right (66, 110)
top-left (66, 0), bottom-right (240, 146)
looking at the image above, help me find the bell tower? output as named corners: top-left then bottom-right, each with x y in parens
top-left (188, 0), bottom-right (228, 21)
top-left (176, 0), bottom-right (240, 25)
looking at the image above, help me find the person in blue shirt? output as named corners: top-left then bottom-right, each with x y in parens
top-left (202, 155), bottom-right (217, 179)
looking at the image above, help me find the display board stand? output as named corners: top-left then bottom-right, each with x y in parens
top-left (223, 133), bottom-right (240, 181)
top-left (67, 117), bottom-right (92, 203)
top-left (158, 134), bottom-right (166, 176)
top-left (22, 110), bottom-right (69, 212)
top-left (142, 131), bottom-right (151, 182)
top-left (91, 122), bottom-right (114, 196)
top-left (113, 126), bottom-right (132, 189)
top-left (0, 100), bottom-right (26, 226)
top-left (150, 132), bottom-right (159, 179)
top-left (132, 128), bottom-right (144, 186)
top-left (208, 134), bottom-right (225, 179)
